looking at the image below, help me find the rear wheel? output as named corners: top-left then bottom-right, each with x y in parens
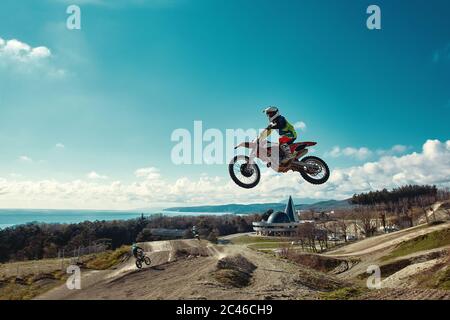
top-left (299, 156), bottom-right (330, 185)
top-left (228, 155), bottom-right (261, 189)
top-left (135, 259), bottom-right (142, 269)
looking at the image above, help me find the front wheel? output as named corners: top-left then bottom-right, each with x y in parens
top-left (299, 156), bottom-right (330, 185)
top-left (228, 155), bottom-right (261, 189)
top-left (144, 256), bottom-right (151, 266)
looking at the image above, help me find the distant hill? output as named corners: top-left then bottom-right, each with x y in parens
top-left (291, 197), bottom-right (329, 205)
top-left (164, 199), bottom-right (352, 214)
top-left (164, 203), bottom-right (285, 214)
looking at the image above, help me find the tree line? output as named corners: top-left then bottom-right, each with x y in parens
top-left (351, 185), bottom-right (439, 206)
top-left (0, 214), bottom-right (258, 263)
top-left (294, 185), bottom-right (450, 252)
top-left (350, 185), bottom-right (449, 229)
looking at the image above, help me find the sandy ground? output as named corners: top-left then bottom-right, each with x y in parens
top-left (34, 215), bottom-right (450, 300)
top-left (326, 222), bottom-right (450, 258)
top-left (381, 258), bottom-right (441, 289)
top-left (36, 239), bottom-right (341, 300)
top-left (0, 258), bottom-right (72, 279)
top-left (323, 222), bottom-right (450, 283)
top-left (359, 288), bottom-right (450, 300)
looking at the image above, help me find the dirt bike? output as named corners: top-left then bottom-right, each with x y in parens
top-left (192, 228), bottom-right (200, 241)
top-left (135, 250), bottom-right (151, 269)
top-left (228, 132), bottom-right (330, 189)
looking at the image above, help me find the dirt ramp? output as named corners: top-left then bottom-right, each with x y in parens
top-left (212, 255), bottom-right (257, 288)
top-left (138, 239), bottom-right (221, 266)
top-left (104, 240), bottom-right (216, 281)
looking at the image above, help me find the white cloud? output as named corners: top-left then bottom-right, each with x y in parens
top-left (55, 143), bottom-right (65, 149)
top-left (87, 171), bottom-right (108, 180)
top-left (326, 146), bottom-right (372, 160)
top-left (0, 38), bottom-right (51, 63)
top-left (18, 156), bottom-right (33, 163)
top-left (327, 144), bottom-right (409, 160)
top-left (391, 144), bottom-right (407, 153)
top-left (1, 140), bottom-right (449, 209)
top-left (294, 121), bottom-right (307, 132)
top-left (135, 167), bottom-right (161, 180)
top-left (376, 144), bottom-right (409, 156)
top-left (324, 139), bottom-right (450, 195)
top-left (0, 36), bottom-right (65, 77)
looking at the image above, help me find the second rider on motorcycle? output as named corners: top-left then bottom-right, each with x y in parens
top-left (261, 106), bottom-right (298, 165)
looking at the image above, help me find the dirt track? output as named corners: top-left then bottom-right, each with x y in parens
top-left (36, 219), bottom-right (450, 300)
top-left (36, 239), bottom-right (343, 300)
top-left (326, 222), bottom-right (450, 258)
top-left (321, 219), bottom-right (450, 300)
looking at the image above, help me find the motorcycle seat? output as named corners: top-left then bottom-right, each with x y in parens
top-left (292, 141), bottom-right (317, 151)
top-left (293, 141), bottom-right (317, 147)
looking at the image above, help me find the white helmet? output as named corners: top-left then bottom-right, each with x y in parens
top-left (263, 106), bottom-right (280, 122)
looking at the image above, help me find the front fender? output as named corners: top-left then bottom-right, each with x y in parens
top-left (234, 142), bottom-right (253, 149)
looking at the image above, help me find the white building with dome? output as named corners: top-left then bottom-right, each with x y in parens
top-left (252, 196), bottom-right (304, 237)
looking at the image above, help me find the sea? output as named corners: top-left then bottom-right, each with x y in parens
top-left (0, 209), bottom-right (230, 230)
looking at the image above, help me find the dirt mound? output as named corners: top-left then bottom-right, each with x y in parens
top-left (212, 255), bottom-right (257, 288)
top-left (175, 247), bottom-right (210, 259)
top-left (293, 268), bottom-right (348, 291)
top-left (379, 250), bottom-right (450, 289)
top-left (359, 288), bottom-right (450, 300)
top-left (418, 201), bottom-right (450, 224)
top-left (284, 252), bottom-right (357, 273)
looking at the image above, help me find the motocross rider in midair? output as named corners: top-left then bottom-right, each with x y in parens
top-left (261, 106), bottom-right (298, 165)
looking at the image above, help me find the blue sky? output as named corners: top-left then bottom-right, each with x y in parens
top-left (0, 0), bottom-right (449, 209)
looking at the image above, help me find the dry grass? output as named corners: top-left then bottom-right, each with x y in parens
top-left (230, 235), bottom-right (288, 245)
top-left (0, 270), bottom-right (67, 300)
top-left (84, 246), bottom-right (130, 270)
top-left (0, 258), bottom-right (72, 279)
top-left (286, 253), bottom-right (344, 273)
top-left (0, 246), bottom-right (132, 299)
top-left (319, 287), bottom-right (365, 300)
top-left (414, 255), bottom-right (450, 290)
top-left (212, 255), bottom-right (256, 288)
top-left (382, 228), bottom-right (450, 261)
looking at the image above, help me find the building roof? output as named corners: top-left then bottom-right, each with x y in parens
top-left (267, 211), bottom-right (291, 224)
top-left (261, 196), bottom-right (298, 224)
top-left (285, 196), bottom-right (298, 222)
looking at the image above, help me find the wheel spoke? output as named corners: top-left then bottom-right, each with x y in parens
top-left (305, 160), bottom-right (327, 179)
top-left (232, 161), bottom-right (258, 184)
